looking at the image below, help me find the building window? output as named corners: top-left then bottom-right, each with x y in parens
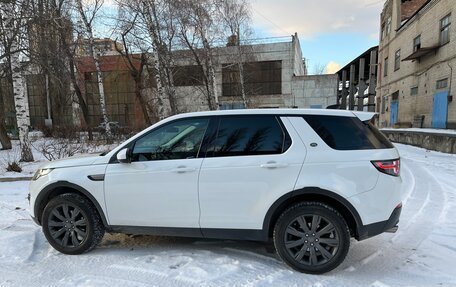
top-left (392, 90), bottom-right (399, 101)
top-left (173, 65), bottom-right (204, 86)
top-left (381, 23), bottom-right (386, 41)
top-left (381, 96), bottom-right (388, 114)
top-left (436, 78), bottom-right (449, 90)
top-left (222, 60), bottom-right (282, 96)
top-left (386, 17), bottom-right (392, 35)
top-left (440, 14), bottom-right (451, 45)
top-left (394, 50), bottom-right (401, 71)
top-left (383, 57), bottom-right (388, 77)
top-left (410, 86), bottom-right (418, 96)
top-left (413, 35), bottom-right (421, 52)
top-left (26, 75), bottom-right (46, 127)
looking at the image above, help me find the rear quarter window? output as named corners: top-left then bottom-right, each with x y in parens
top-left (302, 115), bottom-right (393, 150)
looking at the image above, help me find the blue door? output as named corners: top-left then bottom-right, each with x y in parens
top-left (390, 100), bottom-right (398, 126)
top-left (432, 91), bottom-right (449, 129)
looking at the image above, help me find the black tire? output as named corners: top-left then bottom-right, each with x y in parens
top-left (273, 202), bottom-right (350, 274)
top-left (41, 193), bottom-right (105, 255)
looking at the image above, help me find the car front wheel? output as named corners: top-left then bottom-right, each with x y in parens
top-left (273, 202), bottom-right (350, 274)
top-left (42, 193), bottom-right (105, 255)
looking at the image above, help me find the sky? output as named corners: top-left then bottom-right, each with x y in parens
top-left (250, 0), bottom-right (385, 74)
top-left (97, 0), bottom-right (384, 75)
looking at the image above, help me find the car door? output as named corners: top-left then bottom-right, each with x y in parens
top-left (198, 115), bottom-right (307, 231)
top-left (104, 117), bottom-right (210, 228)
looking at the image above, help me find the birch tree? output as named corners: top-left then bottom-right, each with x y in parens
top-left (175, 0), bottom-right (221, 110)
top-left (74, 0), bottom-right (111, 136)
top-left (0, 0), bottom-right (34, 161)
top-left (117, 0), bottom-right (177, 119)
top-left (114, 11), bottom-right (151, 126)
top-left (218, 0), bottom-right (252, 108)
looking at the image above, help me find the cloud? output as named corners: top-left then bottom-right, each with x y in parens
top-left (325, 61), bottom-right (342, 74)
top-left (251, 0), bottom-right (383, 39)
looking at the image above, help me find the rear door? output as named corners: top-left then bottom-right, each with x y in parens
top-left (198, 115), bottom-right (306, 230)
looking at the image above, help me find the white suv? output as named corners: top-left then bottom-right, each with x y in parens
top-left (29, 109), bottom-right (402, 274)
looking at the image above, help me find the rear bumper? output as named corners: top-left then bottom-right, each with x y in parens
top-left (357, 204), bottom-right (402, 241)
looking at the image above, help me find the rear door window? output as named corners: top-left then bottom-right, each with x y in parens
top-left (206, 115), bottom-right (291, 157)
top-left (303, 115), bottom-right (393, 150)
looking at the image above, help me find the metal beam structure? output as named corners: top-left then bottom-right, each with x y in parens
top-left (340, 70), bottom-right (347, 109)
top-left (367, 49), bottom-right (377, 112)
top-left (357, 58), bottom-right (366, 111)
top-left (348, 64), bottom-right (356, 110)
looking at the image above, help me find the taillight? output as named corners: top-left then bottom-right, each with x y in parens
top-left (371, 159), bottom-right (400, 177)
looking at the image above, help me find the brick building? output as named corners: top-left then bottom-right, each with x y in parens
top-left (377, 0), bottom-right (455, 128)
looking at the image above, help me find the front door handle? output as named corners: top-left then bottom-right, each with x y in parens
top-left (171, 166), bottom-right (197, 173)
top-left (260, 161), bottom-right (288, 169)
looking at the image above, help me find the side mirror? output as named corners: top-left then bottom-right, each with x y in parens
top-left (117, 148), bottom-right (131, 163)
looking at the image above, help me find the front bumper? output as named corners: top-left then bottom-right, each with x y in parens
top-left (357, 204), bottom-right (402, 241)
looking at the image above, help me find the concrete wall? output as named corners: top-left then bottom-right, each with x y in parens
top-left (377, 0), bottom-right (456, 129)
top-left (382, 130), bottom-right (456, 153)
top-left (170, 36), bottom-right (334, 110)
top-left (292, 75), bottom-right (338, 108)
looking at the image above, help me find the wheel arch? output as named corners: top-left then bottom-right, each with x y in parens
top-left (263, 187), bottom-right (363, 239)
top-left (34, 181), bottom-right (109, 227)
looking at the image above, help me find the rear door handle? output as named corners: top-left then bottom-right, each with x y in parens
top-left (260, 161), bottom-right (288, 169)
top-left (171, 166), bottom-right (197, 173)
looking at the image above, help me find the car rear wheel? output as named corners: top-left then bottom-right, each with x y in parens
top-left (42, 193), bottom-right (105, 255)
top-left (273, 202), bottom-right (350, 274)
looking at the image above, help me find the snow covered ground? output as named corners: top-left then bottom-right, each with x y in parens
top-left (0, 143), bottom-right (455, 286)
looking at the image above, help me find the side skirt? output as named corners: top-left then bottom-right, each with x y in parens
top-left (107, 226), bottom-right (269, 242)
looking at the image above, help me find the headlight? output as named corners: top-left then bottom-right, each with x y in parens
top-left (32, 168), bottom-right (53, 181)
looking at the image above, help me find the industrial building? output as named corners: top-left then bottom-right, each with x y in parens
top-left (377, 0), bottom-right (455, 129)
top-left (0, 34), bottom-right (338, 132)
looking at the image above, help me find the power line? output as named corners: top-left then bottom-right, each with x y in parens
top-left (251, 7), bottom-right (292, 36)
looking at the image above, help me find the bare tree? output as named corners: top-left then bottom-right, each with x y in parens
top-left (0, 0), bottom-right (34, 161)
top-left (114, 11), bottom-right (151, 126)
top-left (312, 62), bottom-right (326, 75)
top-left (46, 0), bottom-right (95, 140)
top-left (218, 0), bottom-right (252, 108)
top-left (175, 0), bottom-right (222, 110)
top-left (74, 0), bottom-right (111, 136)
top-left (117, 0), bottom-right (178, 119)
top-left (0, 65), bottom-right (12, 149)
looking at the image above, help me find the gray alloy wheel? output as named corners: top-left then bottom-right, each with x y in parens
top-left (47, 203), bottom-right (88, 248)
top-left (283, 214), bottom-right (340, 266)
top-left (273, 202), bottom-right (350, 274)
top-left (42, 193), bottom-right (105, 255)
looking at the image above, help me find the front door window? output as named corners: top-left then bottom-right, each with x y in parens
top-left (132, 118), bottom-right (209, 161)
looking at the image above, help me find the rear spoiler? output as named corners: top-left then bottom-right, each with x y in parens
top-left (352, 111), bottom-right (377, 123)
